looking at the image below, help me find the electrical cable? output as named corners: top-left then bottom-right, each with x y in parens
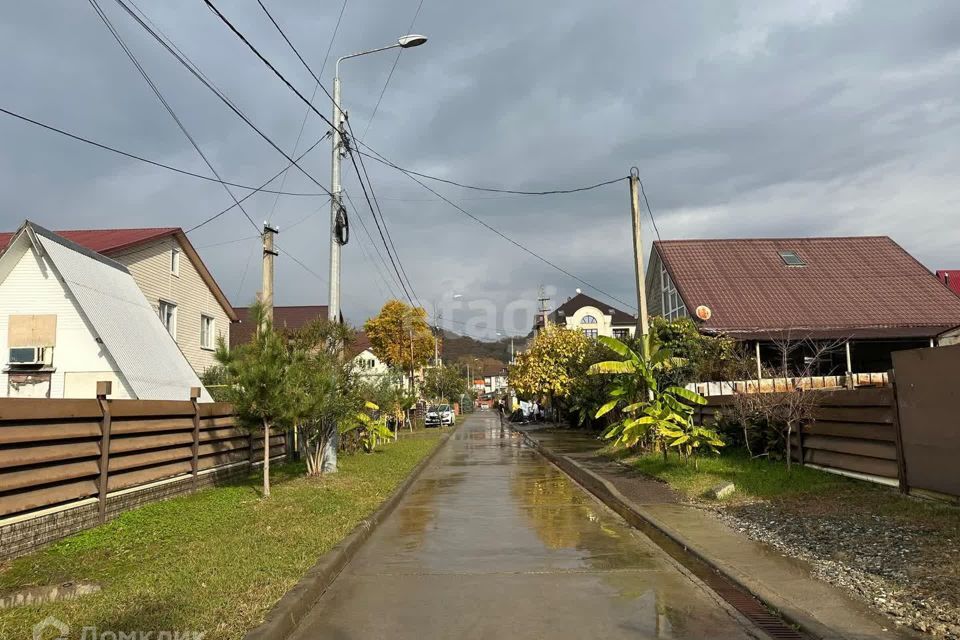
top-left (185, 135), bottom-right (326, 233)
top-left (343, 190), bottom-right (404, 296)
top-left (244, 0), bottom-right (420, 307)
top-left (360, 0), bottom-right (424, 141)
top-left (358, 148), bottom-right (627, 196)
top-left (258, 0), bottom-right (347, 225)
top-left (344, 122), bottom-right (420, 306)
top-left (0, 106), bottom-right (325, 197)
top-left (343, 145), bottom-right (415, 306)
top-left (112, 0), bottom-right (334, 200)
top-left (639, 179), bottom-right (663, 245)
top-left (88, 0), bottom-right (258, 233)
top-left (357, 145), bottom-right (638, 311)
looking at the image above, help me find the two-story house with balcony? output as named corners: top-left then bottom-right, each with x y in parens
top-left (0, 225), bottom-right (237, 376)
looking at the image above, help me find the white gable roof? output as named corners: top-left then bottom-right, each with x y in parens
top-left (14, 222), bottom-right (211, 401)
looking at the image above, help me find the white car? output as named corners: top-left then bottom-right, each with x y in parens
top-left (425, 404), bottom-right (456, 427)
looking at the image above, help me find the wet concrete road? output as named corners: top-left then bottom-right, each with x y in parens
top-left (290, 413), bottom-right (759, 639)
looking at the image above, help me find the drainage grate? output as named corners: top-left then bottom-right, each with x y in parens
top-left (612, 505), bottom-right (807, 639)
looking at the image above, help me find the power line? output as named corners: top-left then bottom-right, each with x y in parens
top-left (0, 106), bottom-right (326, 197)
top-left (87, 0), bottom-right (258, 233)
top-left (196, 235), bottom-right (259, 250)
top-left (343, 144), bottom-right (415, 306)
top-left (343, 191), bottom-right (402, 297)
top-left (639, 179), bottom-right (663, 245)
top-left (358, 148), bottom-right (627, 196)
top-left (359, 145), bottom-right (638, 311)
top-left (202, 0), bottom-right (339, 132)
top-left (360, 0), bottom-right (425, 141)
top-left (258, 0), bottom-right (347, 225)
top-left (344, 122), bottom-right (420, 306)
top-left (185, 135), bottom-right (326, 233)
top-left (112, 0), bottom-right (334, 200)
top-left (238, 0), bottom-right (421, 308)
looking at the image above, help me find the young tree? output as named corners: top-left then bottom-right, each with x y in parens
top-left (214, 303), bottom-right (291, 498)
top-left (286, 318), bottom-right (360, 475)
top-left (363, 300), bottom-right (434, 388)
top-left (423, 364), bottom-right (467, 403)
top-left (509, 326), bottom-right (590, 419)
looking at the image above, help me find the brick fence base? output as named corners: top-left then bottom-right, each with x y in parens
top-left (0, 463), bottom-right (250, 562)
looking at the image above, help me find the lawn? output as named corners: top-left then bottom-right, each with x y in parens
top-left (627, 449), bottom-right (850, 502)
top-left (0, 431), bottom-right (444, 640)
top-left (625, 449), bottom-right (960, 524)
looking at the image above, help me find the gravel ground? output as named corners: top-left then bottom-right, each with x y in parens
top-left (708, 501), bottom-right (960, 639)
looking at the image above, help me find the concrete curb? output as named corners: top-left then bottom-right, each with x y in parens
top-left (515, 428), bottom-right (854, 640)
top-left (244, 426), bottom-right (457, 640)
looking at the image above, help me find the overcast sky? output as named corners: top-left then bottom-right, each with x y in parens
top-left (1, 1), bottom-right (957, 337)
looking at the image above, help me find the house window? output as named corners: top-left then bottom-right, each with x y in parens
top-left (200, 315), bottom-right (215, 349)
top-left (580, 315), bottom-right (598, 325)
top-left (778, 250), bottom-right (805, 266)
top-left (613, 328), bottom-right (629, 339)
top-left (170, 248), bottom-right (180, 275)
top-left (159, 300), bottom-right (177, 336)
top-left (660, 265), bottom-right (687, 320)
top-left (583, 328), bottom-right (598, 339)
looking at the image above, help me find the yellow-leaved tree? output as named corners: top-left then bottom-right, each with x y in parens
top-left (508, 326), bottom-right (590, 417)
top-left (363, 300), bottom-right (434, 376)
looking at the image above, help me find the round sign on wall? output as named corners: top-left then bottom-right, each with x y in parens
top-left (695, 305), bottom-right (712, 321)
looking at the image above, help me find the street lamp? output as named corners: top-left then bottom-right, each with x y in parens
top-left (327, 35), bottom-right (429, 324)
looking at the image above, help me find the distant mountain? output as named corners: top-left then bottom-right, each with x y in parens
top-left (440, 330), bottom-right (522, 370)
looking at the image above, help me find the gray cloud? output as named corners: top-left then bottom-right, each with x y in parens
top-left (1, 0), bottom-right (958, 336)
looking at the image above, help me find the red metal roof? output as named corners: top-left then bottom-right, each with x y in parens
top-left (937, 270), bottom-right (960, 296)
top-left (0, 227), bottom-right (178, 254)
top-left (231, 305), bottom-right (331, 347)
top-left (654, 237), bottom-right (960, 340)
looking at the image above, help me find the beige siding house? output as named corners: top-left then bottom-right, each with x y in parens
top-left (0, 227), bottom-right (237, 376)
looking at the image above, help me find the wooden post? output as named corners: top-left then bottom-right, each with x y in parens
top-left (96, 381), bottom-right (112, 523)
top-left (190, 386), bottom-right (201, 490)
top-left (888, 369), bottom-right (909, 494)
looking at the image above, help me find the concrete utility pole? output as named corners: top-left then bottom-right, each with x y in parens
top-left (329, 35), bottom-right (427, 325)
top-left (629, 168), bottom-right (650, 356)
top-left (327, 76), bottom-right (344, 325)
top-left (261, 222), bottom-right (278, 330)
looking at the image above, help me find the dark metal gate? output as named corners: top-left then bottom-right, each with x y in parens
top-left (891, 343), bottom-right (960, 499)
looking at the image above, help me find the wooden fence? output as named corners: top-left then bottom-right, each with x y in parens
top-left (697, 387), bottom-right (900, 483)
top-left (0, 391), bottom-right (286, 524)
top-left (688, 372), bottom-right (889, 397)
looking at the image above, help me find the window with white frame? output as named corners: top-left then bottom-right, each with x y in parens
top-left (583, 328), bottom-right (598, 339)
top-left (159, 300), bottom-right (177, 336)
top-left (580, 315), bottom-right (598, 325)
top-left (660, 265), bottom-right (687, 320)
top-left (613, 328), bottom-right (629, 339)
top-left (170, 247), bottom-right (180, 275)
top-left (200, 314), bottom-right (215, 349)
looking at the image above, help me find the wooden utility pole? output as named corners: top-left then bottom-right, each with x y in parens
top-left (629, 168), bottom-right (650, 356)
top-left (261, 222), bottom-right (278, 330)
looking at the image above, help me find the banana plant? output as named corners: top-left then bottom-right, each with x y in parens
top-left (343, 401), bottom-right (394, 452)
top-left (589, 335), bottom-right (723, 462)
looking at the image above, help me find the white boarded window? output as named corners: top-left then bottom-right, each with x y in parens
top-left (170, 248), bottom-right (180, 275)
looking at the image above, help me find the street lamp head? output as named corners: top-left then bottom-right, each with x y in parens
top-left (398, 34), bottom-right (428, 48)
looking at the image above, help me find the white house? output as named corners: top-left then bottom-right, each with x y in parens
top-left (539, 291), bottom-right (637, 339)
top-left (0, 222), bottom-right (211, 400)
top-left (0, 226), bottom-right (237, 376)
top-left (346, 332), bottom-right (393, 383)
